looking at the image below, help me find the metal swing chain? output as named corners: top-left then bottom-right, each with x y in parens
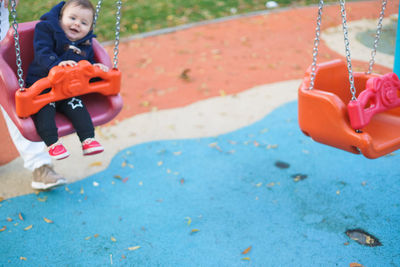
top-left (0, 3), bottom-right (2, 39)
top-left (113, 0), bottom-right (122, 69)
top-left (10, 0), bottom-right (24, 91)
top-left (339, 0), bottom-right (357, 101)
top-left (367, 0), bottom-right (387, 74)
top-left (92, 0), bottom-right (103, 30)
top-left (308, 0), bottom-right (324, 90)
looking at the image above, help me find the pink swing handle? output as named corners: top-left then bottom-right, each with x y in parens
top-left (348, 72), bottom-right (400, 129)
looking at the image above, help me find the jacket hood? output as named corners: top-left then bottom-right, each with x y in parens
top-left (40, 1), bottom-right (95, 43)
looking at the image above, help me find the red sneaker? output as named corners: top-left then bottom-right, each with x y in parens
top-left (48, 142), bottom-right (70, 160)
top-left (82, 138), bottom-right (104, 156)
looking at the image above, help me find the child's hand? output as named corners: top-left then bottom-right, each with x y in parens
top-left (58, 60), bottom-right (77, 67)
top-left (93, 63), bottom-right (109, 72)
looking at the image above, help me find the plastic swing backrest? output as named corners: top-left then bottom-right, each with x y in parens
top-left (298, 59), bottom-right (400, 159)
top-left (0, 21), bottom-right (123, 142)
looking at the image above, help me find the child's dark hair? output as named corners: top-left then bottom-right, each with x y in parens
top-left (60, 0), bottom-right (96, 23)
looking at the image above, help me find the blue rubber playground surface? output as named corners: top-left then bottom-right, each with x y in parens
top-left (1, 101), bottom-right (399, 266)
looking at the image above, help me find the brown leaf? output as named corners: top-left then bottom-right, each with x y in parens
top-left (350, 263), bottom-right (365, 267)
top-left (179, 68), bottom-right (191, 81)
top-left (24, 225), bottom-right (33, 231)
top-left (18, 213), bottom-right (24, 221)
top-left (242, 246), bottom-right (252, 255)
top-left (128, 246), bottom-right (140, 251)
top-left (0, 226), bottom-right (6, 232)
top-left (20, 257), bottom-right (27, 261)
top-left (0, 197), bottom-right (4, 202)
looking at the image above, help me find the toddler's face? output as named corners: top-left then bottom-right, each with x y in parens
top-left (60, 4), bottom-right (93, 41)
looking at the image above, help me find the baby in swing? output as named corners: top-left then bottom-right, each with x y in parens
top-left (26, 0), bottom-right (108, 160)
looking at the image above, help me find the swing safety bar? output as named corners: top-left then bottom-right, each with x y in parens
top-left (348, 72), bottom-right (400, 129)
top-left (15, 60), bottom-right (121, 117)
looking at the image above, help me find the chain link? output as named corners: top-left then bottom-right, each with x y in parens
top-left (113, 0), bottom-right (122, 69)
top-left (0, 2), bottom-right (2, 40)
top-left (10, 0), bottom-right (24, 91)
top-left (367, 0), bottom-right (387, 74)
top-left (339, 0), bottom-right (357, 100)
top-left (308, 0), bottom-right (324, 90)
top-left (93, 0), bottom-right (103, 30)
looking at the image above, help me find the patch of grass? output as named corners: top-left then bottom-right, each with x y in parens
top-left (15, 0), bottom-right (321, 42)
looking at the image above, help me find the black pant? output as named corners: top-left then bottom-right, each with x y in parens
top-left (32, 97), bottom-right (94, 146)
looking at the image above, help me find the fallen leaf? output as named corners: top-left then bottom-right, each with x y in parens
top-left (6, 217), bottom-right (12, 222)
top-left (241, 257), bottom-right (250, 261)
top-left (128, 246), bottom-right (141, 251)
top-left (80, 187), bottom-right (84, 195)
top-left (190, 229), bottom-right (199, 234)
top-left (85, 236), bottom-right (91, 240)
top-left (43, 217), bottom-right (53, 224)
top-left (24, 225), bottom-right (33, 231)
top-left (114, 175), bottom-right (122, 180)
top-left (350, 263), bottom-right (365, 267)
top-left (242, 246), bottom-right (252, 255)
top-left (121, 161), bottom-right (127, 167)
top-left (345, 229), bottom-right (382, 247)
top-left (90, 161), bottom-right (103, 167)
top-left (94, 234), bottom-right (99, 238)
top-left (111, 236), bottom-right (117, 242)
top-left (185, 217), bottom-right (192, 226)
top-left (141, 101), bottom-right (150, 107)
top-left (18, 213), bottom-right (24, 221)
top-left (0, 197), bottom-right (3, 202)
top-left (122, 177), bottom-right (129, 183)
top-left (179, 68), bottom-right (191, 81)
top-left (37, 196), bottom-right (48, 202)
top-left (20, 257), bottom-right (27, 261)
top-left (0, 226), bottom-right (6, 232)
top-left (157, 161), bottom-right (163, 166)
top-left (274, 161), bottom-right (290, 169)
top-left (180, 178), bottom-right (185, 184)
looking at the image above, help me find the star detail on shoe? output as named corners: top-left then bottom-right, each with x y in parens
top-left (49, 102), bottom-right (56, 108)
top-left (67, 97), bottom-right (83, 110)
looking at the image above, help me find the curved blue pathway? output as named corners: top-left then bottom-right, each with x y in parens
top-left (1, 101), bottom-right (399, 266)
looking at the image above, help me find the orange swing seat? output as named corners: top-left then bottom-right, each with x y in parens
top-left (0, 21), bottom-right (123, 142)
top-left (298, 59), bottom-right (400, 159)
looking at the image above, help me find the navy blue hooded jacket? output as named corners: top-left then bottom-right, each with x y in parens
top-left (25, 1), bottom-right (96, 87)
